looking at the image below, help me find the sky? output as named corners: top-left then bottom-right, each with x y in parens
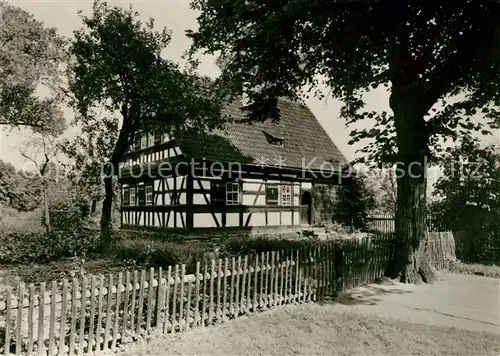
top-left (1, 0), bottom-right (499, 192)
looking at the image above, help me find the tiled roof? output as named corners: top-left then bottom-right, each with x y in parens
top-left (176, 99), bottom-right (348, 171)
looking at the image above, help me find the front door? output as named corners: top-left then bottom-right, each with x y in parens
top-left (300, 190), bottom-right (312, 225)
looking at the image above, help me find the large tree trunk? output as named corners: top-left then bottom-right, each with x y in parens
top-left (387, 88), bottom-right (436, 284)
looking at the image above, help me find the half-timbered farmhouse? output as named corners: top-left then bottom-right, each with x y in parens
top-left (118, 99), bottom-right (349, 232)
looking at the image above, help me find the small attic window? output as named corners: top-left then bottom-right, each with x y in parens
top-left (263, 131), bottom-right (284, 147)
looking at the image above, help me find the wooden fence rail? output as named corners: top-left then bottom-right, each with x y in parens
top-left (0, 235), bottom-right (396, 356)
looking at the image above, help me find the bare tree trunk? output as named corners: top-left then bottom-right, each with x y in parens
top-left (100, 174), bottom-right (114, 252)
top-left (42, 178), bottom-right (51, 232)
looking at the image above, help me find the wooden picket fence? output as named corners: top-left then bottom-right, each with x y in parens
top-left (0, 236), bottom-right (394, 356)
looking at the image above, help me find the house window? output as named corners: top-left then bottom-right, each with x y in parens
top-left (145, 185), bottom-right (153, 205)
top-left (162, 132), bottom-right (170, 143)
top-left (226, 182), bottom-right (240, 205)
top-left (281, 185), bottom-right (292, 205)
top-left (266, 184), bottom-right (279, 205)
top-left (148, 131), bottom-right (155, 147)
top-left (210, 181), bottom-right (226, 205)
top-left (140, 135), bottom-right (147, 149)
top-left (123, 188), bottom-right (130, 206)
top-left (130, 187), bottom-right (136, 206)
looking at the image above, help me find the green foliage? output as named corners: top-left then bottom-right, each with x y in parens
top-left (0, 159), bottom-right (42, 211)
top-left (334, 175), bottom-right (377, 230)
top-left (0, 229), bottom-right (100, 265)
top-left (219, 235), bottom-right (323, 258)
top-left (67, 0), bottom-right (229, 247)
top-left (48, 200), bottom-right (91, 231)
top-left (431, 140), bottom-right (500, 263)
top-left (0, 2), bottom-right (66, 132)
top-left (188, 0), bottom-right (500, 164)
top-left (114, 239), bottom-right (207, 273)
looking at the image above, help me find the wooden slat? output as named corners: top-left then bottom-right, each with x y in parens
top-left (69, 279), bottom-right (78, 355)
top-left (186, 270), bottom-right (192, 330)
top-left (269, 252), bottom-right (275, 308)
top-left (229, 257), bottom-right (235, 317)
top-left (5, 288), bottom-right (11, 356)
top-left (216, 259), bottom-right (222, 321)
top-left (246, 256), bottom-right (251, 313)
top-left (16, 283), bottom-right (25, 356)
top-left (279, 251), bottom-right (285, 306)
top-left (104, 274), bottom-right (113, 350)
top-left (259, 253), bottom-right (264, 308)
top-left (264, 252), bottom-right (270, 307)
top-left (179, 265), bottom-right (185, 332)
top-left (253, 255), bottom-right (259, 311)
top-left (112, 272), bottom-right (122, 349)
top-left (209, 260), bottom-right (215, 324)
top-left (163, 266), bottom-right (172, 334)
top-left (156, 268), bottom-right (163, 328)
top-left (146, 268), bottom-right (154, 331)
top-left (201, 263), bottom-right (207, 327)
top-left (96, 275), bottom-right (104, 351)
top-left (136, 271), bottom-right (146, 333)
top-left (130, 271), bottom-right (137, 335)
top-left (235, 257), bottom-right (241, 315)
top-left (122, 272), bottom-right (130, 338)
top-left (240, 257), bottom-right (247, 313)
top-left (274, 251), bottom-right (280, 308)
top-left (222, 258), bottom-right (228, 319)
top-left (88, 276), bottom-right (96, 353)
top-left (294, 250), bottom-right (300, 303)
top-left (171, 265), bottom-right (178, 334)
top-left (79, 276), bottom-right (87, 354)
top-left (48, 281), bottom-right (56, 356)
top-left (38, 283), bottom-right (46, 356)
top-left (284, 252), bottom-right (289, 304)
top-left (27, 283), bottom-right (35, 356)
top-left (194, 262), bottom-right (201, 327)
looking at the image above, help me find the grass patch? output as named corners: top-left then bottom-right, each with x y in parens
top-left (113, 303), bottom-right (500, 356)
top-left (448, 260), bottom-right (500, 278)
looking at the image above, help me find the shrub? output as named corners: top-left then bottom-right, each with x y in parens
top-left (219, 235), bottom-right (323, 257)
top-left (0, 228), bottom-right (100, 264)
top-left (114, 239), bottom-right (208, 273)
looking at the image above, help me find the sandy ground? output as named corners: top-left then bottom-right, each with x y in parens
top-left (334, 271), bottom-right (500, 334)
top-left (107, 272), bottom-right (500, 355)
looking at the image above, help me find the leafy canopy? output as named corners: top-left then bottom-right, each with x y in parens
top-left (0, 2), bottom-right (67, 132)
top-left (68, 0), bottom-right (227, 166)
top-left (188, 0), bottom-right (500, 164)
top-left (432, 140), bottom-right (500, 221)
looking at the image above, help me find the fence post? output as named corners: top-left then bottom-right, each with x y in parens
top-left (112, 272), bottom-right (122, 349)
top-left (104, 274), bottom-right (113, 350)
top-left (171, 265), bottom-right (178, 334)
top-left (28, 283), bottom-right (35, 356)
top-left (146, 268), bottom-right (154, 331)
top-left (194, 262), bottom-right (201, 327)
top-left (230, 258), bottom-right (236, 317)
top-left (88, 276), bottom-right (96, 353)
top-left (16, 282), bottom-right (25, 356)
top-left (223, 258), bottom-right (229, 319)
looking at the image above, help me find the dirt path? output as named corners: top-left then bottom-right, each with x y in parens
top-left (335, 272), bottom-right (500, 334)
top-left (110, 273), bottom-right (499, 355)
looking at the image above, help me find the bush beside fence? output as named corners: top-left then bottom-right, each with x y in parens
top-left (0, 235), bottom-right (394, 356)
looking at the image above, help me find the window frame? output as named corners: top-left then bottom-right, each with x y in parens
top-left (130, 187), bottom-right (136, 206)
top-left (145, 185), bottom-right (153, 206)
top-left (225, 182), bottom-right (240, 205)
top-left (280, 184), bottom-right (292, 205)
top-left (265, 184), bottom-right (279, 205)
top-left (140, 135), bottom-right (147, 149)
top-left (148, 131), bottom-right (155, 147)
